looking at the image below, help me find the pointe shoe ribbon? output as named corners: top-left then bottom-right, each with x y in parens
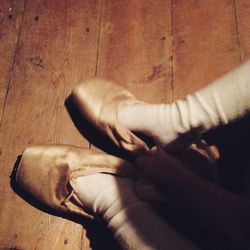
top-left (71, 79), bottom-right (149, 154)
top-left (16, 145), bottom-right (135, 219)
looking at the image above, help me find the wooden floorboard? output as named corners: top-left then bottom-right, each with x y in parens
top-left (0, 0), bottom-right (101, 249)
top-left (97, 0), bottom-right (173, 104)
top-left (172, 0), bottom-right (241, 100)
top-left (0, 0), bottom-right (25, 123)
top-left (235, 0), bottom-right (250, 60)
top-left (0, 0), bottom-right (249, 249)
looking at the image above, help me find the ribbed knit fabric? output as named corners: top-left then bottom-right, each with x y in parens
top-left (75, 173), bottom-right (199, 250)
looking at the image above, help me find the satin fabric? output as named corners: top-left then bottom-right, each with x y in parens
top-left (16, 145), bottom-right (135, 219)
top-left (72, 78), bottom-right (149, 154)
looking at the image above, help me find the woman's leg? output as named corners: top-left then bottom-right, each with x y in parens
top-left (119, 60), bottom-right (250, 151)
top-left (75, 173), bottom-right (200, 250)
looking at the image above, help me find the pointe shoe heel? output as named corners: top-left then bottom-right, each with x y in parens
top-left (16, 145), bottom-right (135, 219)
top-left (71, 79), bottom-right (149, 154)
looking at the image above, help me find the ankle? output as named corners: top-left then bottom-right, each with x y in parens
top-left (118, 103), bottom-right (173, 144)
top-left (74, 174), bottom-right (138, 217)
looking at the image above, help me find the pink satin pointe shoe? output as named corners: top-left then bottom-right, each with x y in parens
top-left (71, 78), bottom-right (149, 155)
top-left (16, 144), bottom-right (135, 219)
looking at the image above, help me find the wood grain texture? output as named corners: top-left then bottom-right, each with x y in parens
top-left (0, 0), bottom-right (25, 123)
top-left (0, 0), bottom-right (249, 249)
top-left (235, 0), bottom-right (250, 60)
top-left (0, 0), bottom-right (101, 249)
top-left (97, 0), bottom-right (173, 104)
top-left (172, 0), bottom-right (241, 100)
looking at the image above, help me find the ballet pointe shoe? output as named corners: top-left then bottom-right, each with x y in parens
top-left (16, 144), bottom-right (135, 219)
top-left (71, 78), bottom-right (149, 155)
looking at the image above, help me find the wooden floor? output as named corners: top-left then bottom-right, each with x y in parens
top-left (0, 0), bottom-right (249, 249)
